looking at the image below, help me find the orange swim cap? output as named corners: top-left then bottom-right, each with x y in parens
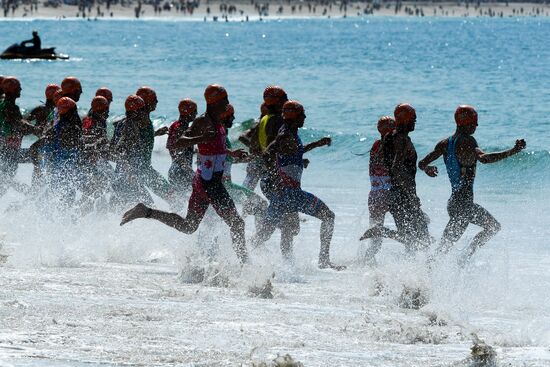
top-left (377, 116), bottom-right (395, 136)
top-left (95, 87), bottom-right (113, 103)
top-left (61, 76), bottom-right (82, 95)
top-left (91, 96), bottom-right (109, 113)
top-left (263, 85), bottom-right (287, 106)
top-left (53, 89), bottom-right (64, 105)
top-left (45, 84), bottom-right (61, 101)
top-left (1, 77), bottom-right (21, 95)
top-left (56, 97), bottom-right (76, 116)
top-left (136, 86), bottom-right (157, 105)
top-left (282, 100), bottom-right (304, 120)
top-left (178, 98), bottom-right (197, 116)
top-left (220, 103), bottom-right (235, 120)
top-left (125, 94), bottom-right (145, 112)
top-left (394, 103), bottom-right (416, 125)
top-left (204, 84), bottom-right (228, 105)
top-left (260, 102), bottom-right (269, 117)
top-left (454, 105), bottom-right (478, 126)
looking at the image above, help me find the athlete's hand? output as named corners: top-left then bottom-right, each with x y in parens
top-left (423, 165), bottom-right (438, 177)
top-left (154, 126), bottom-right (169, 136)
top-left (303, 158), bottom-right (310, 168)
top-left (513, 139), bottom-right (526, 152)
top-left (318, 137), bottom-right (332, 147)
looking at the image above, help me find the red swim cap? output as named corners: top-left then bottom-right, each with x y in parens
top-left (56, 97), bottom-right (76, 116)
top-left (53, 89), bottom-right (64, 105)
top-left (125, 94), bottom-right (145, 112)
top-left (95, 87), bottom-right (113, 103)
top-left (61, 76), bottom-right (82, 95)
top-left (136, 86), bottom-right (157, 105)
top-left (45, 84), bottom-right (61, 101)
top-left (394, 103), bottom-right (416, 126)
top-left (263, 85), bottom-right (287, 106)
top-left (91, 96), bottom-right (109, 113)
top-left (204, 84), bottom-right (228, 105)
top-left (377, 116), bottom-right (395, 136)
top-left (1, 77), bottom-right (21, 95)
top-left (178, 98), bottom-right (197, 116)
top-left (282, 100), bottom-right (304, 120)
top-left (220, 103), bottom-right (235, 120)
top-left (454, 105), bottom-right (478, 126)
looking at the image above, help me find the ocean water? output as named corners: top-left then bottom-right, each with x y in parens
top-left (0, 18), bottom-right (549, 366)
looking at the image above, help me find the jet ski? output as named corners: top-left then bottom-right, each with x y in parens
top-left (0, 43), bottom-right (69, 60)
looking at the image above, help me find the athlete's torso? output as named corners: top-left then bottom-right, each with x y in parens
top-left (369, 139), bottom-right (392, 191)
top-left (277, 125), bottom-right (304, 188)
top-left (197, 115), bottom-right (227, 181)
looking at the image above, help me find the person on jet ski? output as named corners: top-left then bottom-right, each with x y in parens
top-left (20, 31), bottom-right (41, 51)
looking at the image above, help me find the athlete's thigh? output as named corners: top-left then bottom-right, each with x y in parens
top-left (292, 189), bottom-right (326, 218)
top-left (468, 203), bottom-right (498, 229)
top-left (207, 180), bottom-right (241, 223)
top-left (186, 177), bottom-right (210, 223)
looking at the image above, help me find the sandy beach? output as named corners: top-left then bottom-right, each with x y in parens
top-left (2, 0), bottom-right (550, 20)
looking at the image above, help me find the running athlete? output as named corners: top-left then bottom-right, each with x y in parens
top-left (111, 95), bottom-right (156, 207)
top-left (26, 83), bottom-right (60, 129)
top-left (251, 101), bottom-right (343, 269)
top-left (361, 103), bottom-right (431, 252)
top-left (220, 104), bottom-right (267, 229)
top-left (239, 102), bottom-right (269, 190)
top-left (359, 116), bottom-right (395, 264)
top-left (245, 86), bottom-right (302, 259)
top-left (120, 85), bottom-right (249, 263)
top-left (0, 77), bottom-right (42, 197)
top-left (166, 99), bottom-right (197, 194)
top-left (80, 96), bottom-right (113, 211)
top-left (41, 96), bottom-right (83, 206)
top-left (418, 105), bottom-right (526, 265)
top-left (129, 86), bottom-right (174, 201)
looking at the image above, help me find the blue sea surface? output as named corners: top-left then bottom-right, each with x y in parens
top-left (2, 16), bottom-right (549, 234)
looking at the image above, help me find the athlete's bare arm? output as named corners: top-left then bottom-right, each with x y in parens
top-left (476, 139), bottom-right (526, 164)
top-left (265, 129), bottom-right (297, 156)
top-left (304, 137), bottom-right (331, 153)
top-left (418, 139), bottom-right (446, 177)
top-left (172, 116), bottom-right (216, 149)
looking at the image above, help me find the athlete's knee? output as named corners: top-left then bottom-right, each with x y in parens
top-left (489, 219), bottom-right (501, 234)
top-left (321, 207), bottom-right (335, 222)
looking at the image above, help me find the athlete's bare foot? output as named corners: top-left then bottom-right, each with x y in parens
top-left (120, 203), bottom-right (149, 226)
top-left (359, 226), bottom-right (382, 241)
top-left (318, 260), bottom-right (346, 271)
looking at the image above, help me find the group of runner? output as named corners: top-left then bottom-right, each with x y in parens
top-left (361, 103), bottom-right (526, 266)
top-left (0, 75), bottom-right (526, 268)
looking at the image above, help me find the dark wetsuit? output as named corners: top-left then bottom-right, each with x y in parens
top-left (42, 109), bottom-right (84, 205)
top-left (254, 113), bottom-right (300, 236)
top-left (441, 134), bottom-right (497, 242)
top-left (112, 117), bottom-right (172, 206)
top-left (167, 119), bottom-right (194, 192)
top-left (81, 114), bottom-right (113, 200)
top-left (383, 131), bottom-right (430, 249)
top-left (0, 100), bottom-right (25, 194)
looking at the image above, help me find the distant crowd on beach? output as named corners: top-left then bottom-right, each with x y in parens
top-left (2, 0), bottom-right (550, 19)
